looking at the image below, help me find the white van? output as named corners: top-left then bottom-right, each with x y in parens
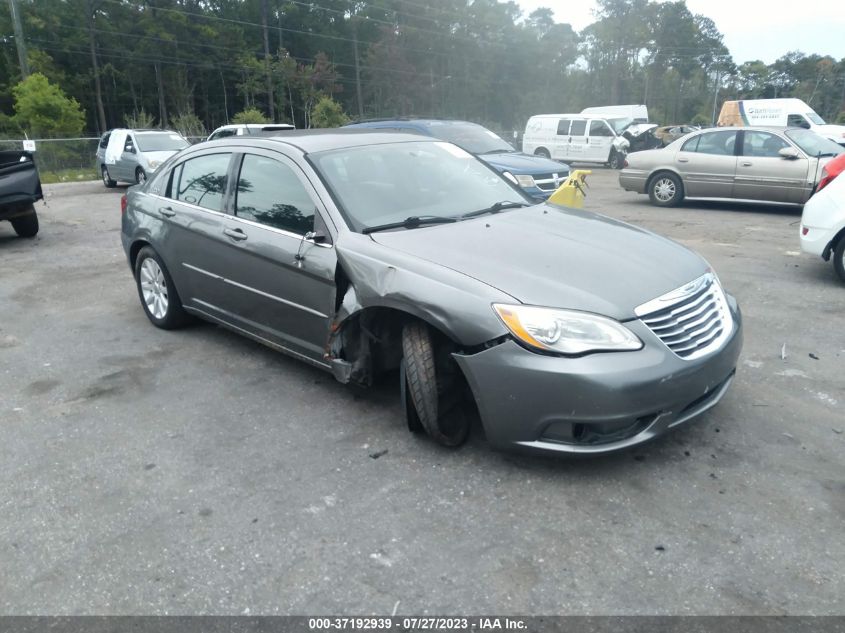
top-left (718, 99), bottom-right (845, 147)
top-left (522, 114), bottom-right (631, 169)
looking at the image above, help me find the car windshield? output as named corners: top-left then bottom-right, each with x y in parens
top-left (785, 129), bottom-right (844, 157)
top-left (310, 141), bottom-right (531, 232)
top-left (806, 112), bottom-right (826, 125)
top-left (606, 117), bottom-right (631, 135)
top-left (135, 132), bottom-right (190, 152)
top-left (425, 123), bottom-right (515, 154)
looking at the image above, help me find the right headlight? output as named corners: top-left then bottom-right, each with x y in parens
top-left (493, 304), bottom-right (643, 355)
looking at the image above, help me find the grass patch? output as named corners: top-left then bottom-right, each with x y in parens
top-left (39, 168), bottom-right (99, 184)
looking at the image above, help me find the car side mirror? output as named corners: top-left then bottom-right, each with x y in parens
top-left (779, 147), bottom-right (800, 160)
top-left (124, 144), bottom-right (135, 154)
top-left (309, 230), bottom-right (328, 244)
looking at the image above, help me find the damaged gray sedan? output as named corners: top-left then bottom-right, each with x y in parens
top-left (121, 130), bottom-right (742, 455)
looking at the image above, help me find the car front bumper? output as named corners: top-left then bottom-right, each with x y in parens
top-left (454, 296), bottom-right (742, 455)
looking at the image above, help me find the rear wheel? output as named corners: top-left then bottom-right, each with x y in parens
top-left (10, 205), bottom-right (38, 237)
top-left (134, 246), bottom-right (190, 329)
top-left (833, 236), bottom-right (845, 284)
top-left (648, 172), bottom-right (684, 207)
top-left (534, 148), bottom-right (551, 159)
top-left (401, 321), bottom-right (469, 447)
top-left (102, 165), bottom-right (116, 188)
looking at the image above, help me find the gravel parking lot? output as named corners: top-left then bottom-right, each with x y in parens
top-left (1, 169), bottom-right (843, 615)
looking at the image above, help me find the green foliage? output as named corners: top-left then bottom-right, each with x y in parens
top-left (232, 108), bottom-right (270, 124)
top-left (3, 0), bottom-right (843, 134)
top-left (12, 73), bottom-right (85, 138)
top-left (836, 112), bottom-right (845, 125)
top-left (0, 112), bottom-right (22, 138)
top-left (690, 113), bottom-right (710, 126)
top-left (169, 111), bottom-right (206, 138)
top-left (310, 97), bottom-right (349, 128)
top-left (124, 109), bottom-right (156, 129)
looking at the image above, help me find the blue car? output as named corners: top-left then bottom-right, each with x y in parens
top-left (344, 119), bottom-right (569, 200)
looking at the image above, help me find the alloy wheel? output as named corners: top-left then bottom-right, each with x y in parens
top-left (654, 177), bottom-right (676, 202)
top-left (140, 258), bottom-right (169, 320)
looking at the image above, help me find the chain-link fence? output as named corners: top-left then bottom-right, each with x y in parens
top-left (0, 137), bottom-right (100, 184)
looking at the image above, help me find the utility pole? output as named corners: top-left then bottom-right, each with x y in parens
top-left (711, 69), bottom-right (721, 127)
top-left (352, 18), bottom-right (364, 119)
top-left (261, 0), bottom-right (275, 121)
top-left (7, 0), bottom-right (29, 78)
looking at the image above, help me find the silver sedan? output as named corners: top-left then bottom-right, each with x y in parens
top-left (620, 126), bottom-right (843, 207)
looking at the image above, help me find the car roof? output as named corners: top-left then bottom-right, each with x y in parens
top-left (214, 123), bottom-right (296, 130)
top-left (347, 118), bottom-right (476, 127)
top-left (206, 129), bottom-right (436, 153)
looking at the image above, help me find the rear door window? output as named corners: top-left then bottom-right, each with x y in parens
top-left (684, 131), bottom-right (738, 156)
top-left (173, 153), bottom-right (232, 212)
top-left (234, 154), bottom-right (316, 235)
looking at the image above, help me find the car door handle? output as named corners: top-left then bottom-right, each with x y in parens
top-left (741, 161), bottom-right (752, 167)
top-left (677, 158), bottom-right (689, 163)
top-left (158, 206), bottom-right (176, 217)
top-left (223, 227), bottom-right (248, 241)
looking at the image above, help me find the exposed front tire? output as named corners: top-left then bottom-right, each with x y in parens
top-left (134, 246), bottom-right (190, 329)
top-left (401, 321), bottom-right (469, 447)
top-left (102, 166), bottom-right (117, 188)
top-left (648, 172), bottom-right (684, 207)
top-left (608, 150), bottom-right (624, 170)
top-left (10, 205), bottom-right (38, 237)
top-left (135, 168), bottom-right (147, 185)
top-left (534, 148), bottom-right (551, 159)
top-left (833, 236), bottom-right (845, 284)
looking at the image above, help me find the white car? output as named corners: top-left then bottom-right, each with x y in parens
top-left (800, 170), bottom-right (845, 282)
top-left (206, 123), bottom-right (295, 141)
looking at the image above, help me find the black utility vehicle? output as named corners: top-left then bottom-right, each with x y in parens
top-left (0, 150), bottom-right (42, 237)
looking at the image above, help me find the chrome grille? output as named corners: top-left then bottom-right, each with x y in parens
top-left (635, 273), bottom-right (732, 360)
top-left (534, 172), bottom-right (566, 191)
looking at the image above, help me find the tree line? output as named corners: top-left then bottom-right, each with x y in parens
top-left (1, 0), bottom-right (843, 139)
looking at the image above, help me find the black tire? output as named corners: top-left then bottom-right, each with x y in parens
top-left (102, 165), bottom-right (117, 188)
top-left (534, 148), bottom-right (551, 159)
top-left (134, 246), bottom-right (190, 329)
top-left (648, 171), bottom-right (684, 207)
top-left (10, 205), bottom-right (38, 238)
top-left (608, 150), bottom-right (624, 170)
top-left (833, 236), bottom-right (845, 284)
top-left (400, 360), bottom-right (425, 435)
top-left (135, 167), bottom-right (147, 185)
top-left (401, 321), bottom-right (469, 447)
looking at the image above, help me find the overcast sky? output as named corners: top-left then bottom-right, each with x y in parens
top-left (516, 0), bottom-right (845, 65)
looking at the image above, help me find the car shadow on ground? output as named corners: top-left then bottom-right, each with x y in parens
top-left (183, 319), bottom-right (717, 478)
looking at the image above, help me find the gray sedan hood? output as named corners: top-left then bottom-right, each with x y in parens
top-left (369, 205), bottom-right (708, 320)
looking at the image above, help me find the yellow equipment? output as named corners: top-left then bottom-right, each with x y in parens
top-left (548, 169), bottom-right (591, 208)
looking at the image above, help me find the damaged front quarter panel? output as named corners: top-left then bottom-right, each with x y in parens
top-left (325, 231), bottom-right (514, 385)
